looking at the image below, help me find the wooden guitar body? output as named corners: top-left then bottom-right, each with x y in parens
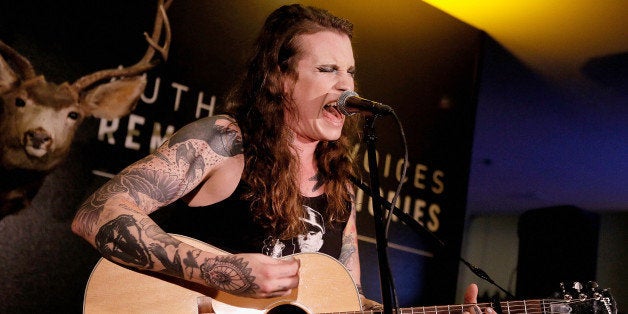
top-left (83, 234), bottom-right (361, 313)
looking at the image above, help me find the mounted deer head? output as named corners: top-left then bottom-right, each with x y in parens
top-left (0, 0), bottom-right (172, 218)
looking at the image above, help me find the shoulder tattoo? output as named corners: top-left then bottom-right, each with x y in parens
top-left (168, 117), bottom-right (243, 157)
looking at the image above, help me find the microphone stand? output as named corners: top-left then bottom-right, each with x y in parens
top-left (351, 98), bottom-right (514, 308)
top-left (350, 176), bottom-right (516, 300)
top-left (363, 115), bottom-right (396, 314)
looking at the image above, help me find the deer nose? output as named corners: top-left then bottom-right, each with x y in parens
top-left (24, 128), bottom-right (52, 149)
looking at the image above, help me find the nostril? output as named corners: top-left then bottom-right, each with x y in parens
top-left (25, 129), bottom-right (52, 148)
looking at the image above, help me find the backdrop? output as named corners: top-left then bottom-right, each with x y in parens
top-left (0, 0), bottom-right (483, 311)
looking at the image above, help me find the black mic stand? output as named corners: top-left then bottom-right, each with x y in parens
top-left (350, 176), bottom-right (517, 300)
top-left (363, 115), bottom-right (396, 314)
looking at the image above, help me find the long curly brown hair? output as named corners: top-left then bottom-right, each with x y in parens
top-left (224, 4), bottom-right (360, 239)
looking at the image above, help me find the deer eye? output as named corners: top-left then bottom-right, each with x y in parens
top-left (15, 97), bottom-right (26, 107)
top-left (68, 111), bottom-right (81, 120)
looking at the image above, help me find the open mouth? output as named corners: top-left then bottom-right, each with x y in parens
top-left (323, 102), bottom-right (344, 122)
top-left (25, 145), bottom-right (48, 158)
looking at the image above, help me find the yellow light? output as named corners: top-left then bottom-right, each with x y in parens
top-left (422, 0), bottom-right (628, 84)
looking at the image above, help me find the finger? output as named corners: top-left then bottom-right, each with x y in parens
top-left (264, 279), bottom-right (299, 298)
top-left (464, 305), bottom-right (482, 314)
top-left (255, 262), bottom-right (300, 295)
top-left (271, 274), bottom-right (300, 292)
top-left (266, 288), bottom-right (293, 298)
top-left (464, 283), bottom-right (479, 304)
top-left (273, 256), bottom-right (300, 277)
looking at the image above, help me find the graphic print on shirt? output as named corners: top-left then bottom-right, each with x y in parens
top-left (262, 205), bottom-right (326, 257)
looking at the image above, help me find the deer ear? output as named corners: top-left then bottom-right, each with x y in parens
top-left (80, 75), bottom-right (147, 120)
top-left (0, 54), bottom-right (19, 93)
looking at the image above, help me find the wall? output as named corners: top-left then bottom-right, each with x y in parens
top-left (456, 211), bottom-right (627, 312)
top-left (455, 22), bottom-right (626, 313)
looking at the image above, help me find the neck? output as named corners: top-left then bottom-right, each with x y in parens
top-left (291, 133), bottom-right (319, 166)
top-left (291, 135), bottom-right (323, 196)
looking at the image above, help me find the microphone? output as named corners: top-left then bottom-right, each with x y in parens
top-left (337, 91), bottom-right (394, 116)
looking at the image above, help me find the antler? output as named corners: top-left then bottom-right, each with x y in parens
top-left (71, 0), bottom-right (173, 92)
top-left (0, 40), bottom-right (37, 80)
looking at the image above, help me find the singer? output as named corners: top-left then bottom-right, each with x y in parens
top-left (72, 3), bottom-right (490, 312)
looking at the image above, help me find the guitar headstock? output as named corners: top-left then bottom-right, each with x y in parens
top-left (553, 281), bottom-right (617, 314)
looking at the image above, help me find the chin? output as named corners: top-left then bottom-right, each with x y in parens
top-left (322, 127), bottom-right (344, 140)
top-left (323, 138), bottom-right (342, 143)
top-left (321, 132), bottom-right (342, 142)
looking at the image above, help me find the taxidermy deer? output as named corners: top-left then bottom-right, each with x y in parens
top-left (0, 0), bottom-right (172, 218)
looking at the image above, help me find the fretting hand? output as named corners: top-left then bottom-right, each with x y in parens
top-left (463, 283), bottom-right (494, 314)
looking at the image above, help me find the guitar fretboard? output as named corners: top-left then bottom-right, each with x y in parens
top-left (328, 298), bottom-right (583, 314)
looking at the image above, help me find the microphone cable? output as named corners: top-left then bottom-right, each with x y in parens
top-left (385, 109), bottom-right (409, 313)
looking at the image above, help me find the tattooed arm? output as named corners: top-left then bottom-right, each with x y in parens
top-left (338, 205), bottom-right (360, 286)
top-left (338, 203), bottom-right (383, 310)
top-left (71, 115), bottom-right (299, 298)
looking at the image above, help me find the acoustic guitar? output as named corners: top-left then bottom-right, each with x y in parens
top-left (83, 234), bottom-right (616, 313)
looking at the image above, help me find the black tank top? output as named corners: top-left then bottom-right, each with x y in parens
top-left (160, 181), bottom-right (347, 259)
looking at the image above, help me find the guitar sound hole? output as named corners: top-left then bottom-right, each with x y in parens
top-left (266, 304), bottom-right (307, 314)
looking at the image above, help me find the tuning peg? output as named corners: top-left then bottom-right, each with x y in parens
top-left (589, 281), bottom-right (599, 290)
top-left (571, 282), bottom-right (588, 300)
top-left (560, 282), bottom-right (566, 292)
top-left (585, 282), bottom-right (601, 299)
top-left (572, 281), bottom-right (583, 292)
top-left (559, 282), bottom-right (573, 300)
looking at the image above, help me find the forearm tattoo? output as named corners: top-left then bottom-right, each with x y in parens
top-left (200, 256), bottom-right (259, 295)
top-left (94, 214), bottom-right (206, 280)
top-left (338, 233), bottom-right (357, 269)
top-left (95, 215), bottom-right (153, 268)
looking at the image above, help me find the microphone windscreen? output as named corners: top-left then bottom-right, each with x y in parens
top-left (338, 90), bottom-right (359, 107)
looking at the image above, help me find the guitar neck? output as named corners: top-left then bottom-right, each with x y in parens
top-left (341, 299), bottom-right (572, 314)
